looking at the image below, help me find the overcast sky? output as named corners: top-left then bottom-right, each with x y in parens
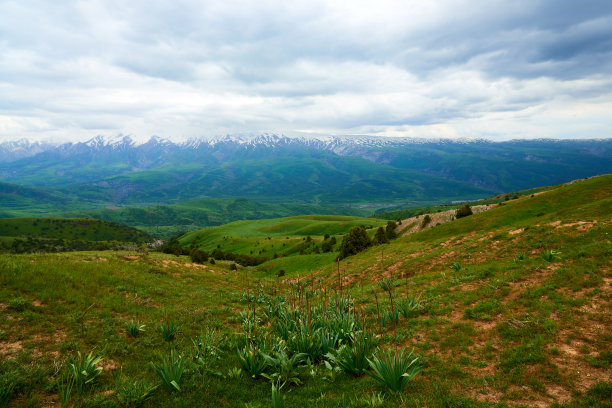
top-left (1, 0), bottom-right (611, 142)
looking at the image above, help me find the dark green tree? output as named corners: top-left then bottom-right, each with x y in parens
top-left (339, 226), bottom-right (371, 259)
top-left (372, 227), bottom-right (389, 245)
top-left (385, 221), bottom-right (397, 240)
top-left (456, 204), bottom-right (473, 218)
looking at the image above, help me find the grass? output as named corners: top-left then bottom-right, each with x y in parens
top-left (0, 175), bottom-right (610, 407)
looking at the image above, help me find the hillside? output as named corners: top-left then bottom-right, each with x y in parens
top-left (1, 136), bottom-right (611, 214)
top-left (58, 199), bottom-right (371, 239)
top-left (0, 175), bottom-right (610, 407)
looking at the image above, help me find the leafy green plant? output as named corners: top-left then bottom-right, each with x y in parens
top-left (116, 380), bottom-right (158, 407)
top-left (271, 382), bottom-right (285, 408)
top-left (159, 319), bottom-right (179, 343)
top-left (125, 320), bottom-right (145, 338)
top-left (541, 249), bottom-right (561, 262)
top-left (262, 350), bottom-right (306, 385)
top-left (226, 367), bottom-right (242, 379)
top-left (358, 392), bottom-right (386, 407)
top-left (450, 262), bottom-right (462, 272)
top-left (329, 333), bottom-right (374, 376)
top-left (514, 253), bottom-right (526, 262)
top-left (69, 351), bottom-right (103, 395)
top-left (396, 297), bottom-right (421, 319)
top-left (237, 344), bottom-right (268, 378)
top-left (8, 297), bottom-right (30, 312)
top-left (150, 351), bottom-right (185, 392)
top-left (366, 348), bottom-right (422, 392)
top-left (56, 373), bottom-right (73, 407)
top-left (0, 369), bottom-right (18, 408)
top-left (191, 329), bottom-right (223, 367)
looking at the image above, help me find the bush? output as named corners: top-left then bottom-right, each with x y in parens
top-left (230, 263), bottom-right (237, 271)
top-left (455, 204), bottom-right (473, 219)
top-left (385, 221), bottom-right (397, 240)
top-left (339, 226), bottom-right (371, 259)
top-left (372, 227), bottom-right (389, 245)
top-left (420, 215), bottom-right (431, 228)
top-left (190, 249), bottom-right (208, 264)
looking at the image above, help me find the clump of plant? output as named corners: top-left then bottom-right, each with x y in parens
top-left (366, 348), bottom-right (422, 392)
top-left (262, 350), bottom-right (306, 385)
top-left (420, 214), bottom-right (431, 228)
top-left (237, 343), bottom-right (268, 378)
top-left (1, 367), bottom-right (19, 407)
top-left (397, 296), bottom-right (421, 319)
top-left (69, 351), bottom-right (103, 395)
top-left (126, 320), bottom-right (145, 338)
top-left (116, 379), bottom-right (158, 407)
top-left (450, 262), bottom-right (462, 272)
top-left (151, 351), bottom-right (185, 392)
top-left (328, 333), bottom-right (374, 376)
top-left (8, 297), bottom-right (30, 312)
top-left (271, 382), bottom-right (285, 408)
top-left (541, 249), bottom-right (561, 262)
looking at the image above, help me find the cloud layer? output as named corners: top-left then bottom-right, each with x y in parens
top-left (1, 0), bottom-right (611, 141)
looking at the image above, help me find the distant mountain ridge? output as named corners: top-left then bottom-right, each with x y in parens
top-left (0, 134), bottom-right (611, 211)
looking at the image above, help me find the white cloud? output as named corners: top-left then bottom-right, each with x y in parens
top-left (0, 0), bottom-right (611, 142)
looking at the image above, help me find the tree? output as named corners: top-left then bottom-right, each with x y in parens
top-left (372, 227), bottom-right (389, 245)
top-left (385, 221), bottom-right (397, 240)
top-left (456, 204), bottom-right (473, 219)
top-left (339, 226), bottom-right (371, 259)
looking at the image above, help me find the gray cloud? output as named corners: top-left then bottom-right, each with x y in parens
top-left (0, 0), bottom-right (611, 142)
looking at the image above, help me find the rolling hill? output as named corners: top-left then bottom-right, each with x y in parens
top-left (0, 175), bottom-right (610, 407)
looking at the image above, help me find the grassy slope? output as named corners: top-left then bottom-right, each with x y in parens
top-left (0, 176), bottom-right (610, 407)
top-left (58, 199), bottom-right (372, 239)
top-left (0, 218), bottom-right (153, 243)
top-left (180, 215), bottom-right (388, 275)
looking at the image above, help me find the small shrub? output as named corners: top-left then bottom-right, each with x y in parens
top-left (420, 215), bottom-right (431, 228)
top-left (277, 269), bottom-right (285, 277)
top-left (230, 263), bottom-right (237, 271)
top-left (455, 204), bottom-right (473, 219)
top-left (450, 262), bottom-right (462, 272)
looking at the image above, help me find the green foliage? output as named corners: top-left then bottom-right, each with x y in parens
top-left (385, 221), bottom-right (397, 240)
top-left (262, 350), bottom-right (307, 386)
top-left (366, 348), bottom-right (422, 393)
top-left (0, 369), bottom-right (18, 408)
top-left (455, 204), bottom-right (473, 219)
top-left (372, 227), bottom-right (389, 245)
top-left (189, 249), bottom-right (208, 264)
top-left (541, 249), bottom-right (561, 262)
top-left (271, 382), bottom-right (285, 408)
top-left (450, 262), bottom-right (462, 272)
top-left (116, 380), bottom-right (158, 407)
top-left (420, 214), bottom-right (432, 228)
top-left (237, 344), bottom-right (268, 379)
top-left (56, 373), bottom-right (73, 408)
top-left (69, 352), bottom-right (103, 395)
top-left (150, 351), bottom-right (185, 392)
top-left (159, 320), bottom-right (179, 343)
top-left (339, 226), bottom-right (372, 259)
top-left (8, 297), bottom-right (30, 312)
top-left (329, 333), bottom-right (374, 376)
top-left (125, 320), bottom-right (145, 338)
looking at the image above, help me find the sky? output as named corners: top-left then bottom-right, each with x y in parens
top-left (1, 0), bottom-right (611, 143)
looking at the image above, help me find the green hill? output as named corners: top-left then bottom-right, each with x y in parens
top-left (0, 175), bottom-right (610, 407)
top-left (0, 218), bottom-right (153, 243)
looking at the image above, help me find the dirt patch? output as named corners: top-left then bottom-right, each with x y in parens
top-left (508, 228), bottom-right (524, 235)
top-left (0, 340), bottom-right (23, 356)
top-left (101, 359), bottom-right (119, 371)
